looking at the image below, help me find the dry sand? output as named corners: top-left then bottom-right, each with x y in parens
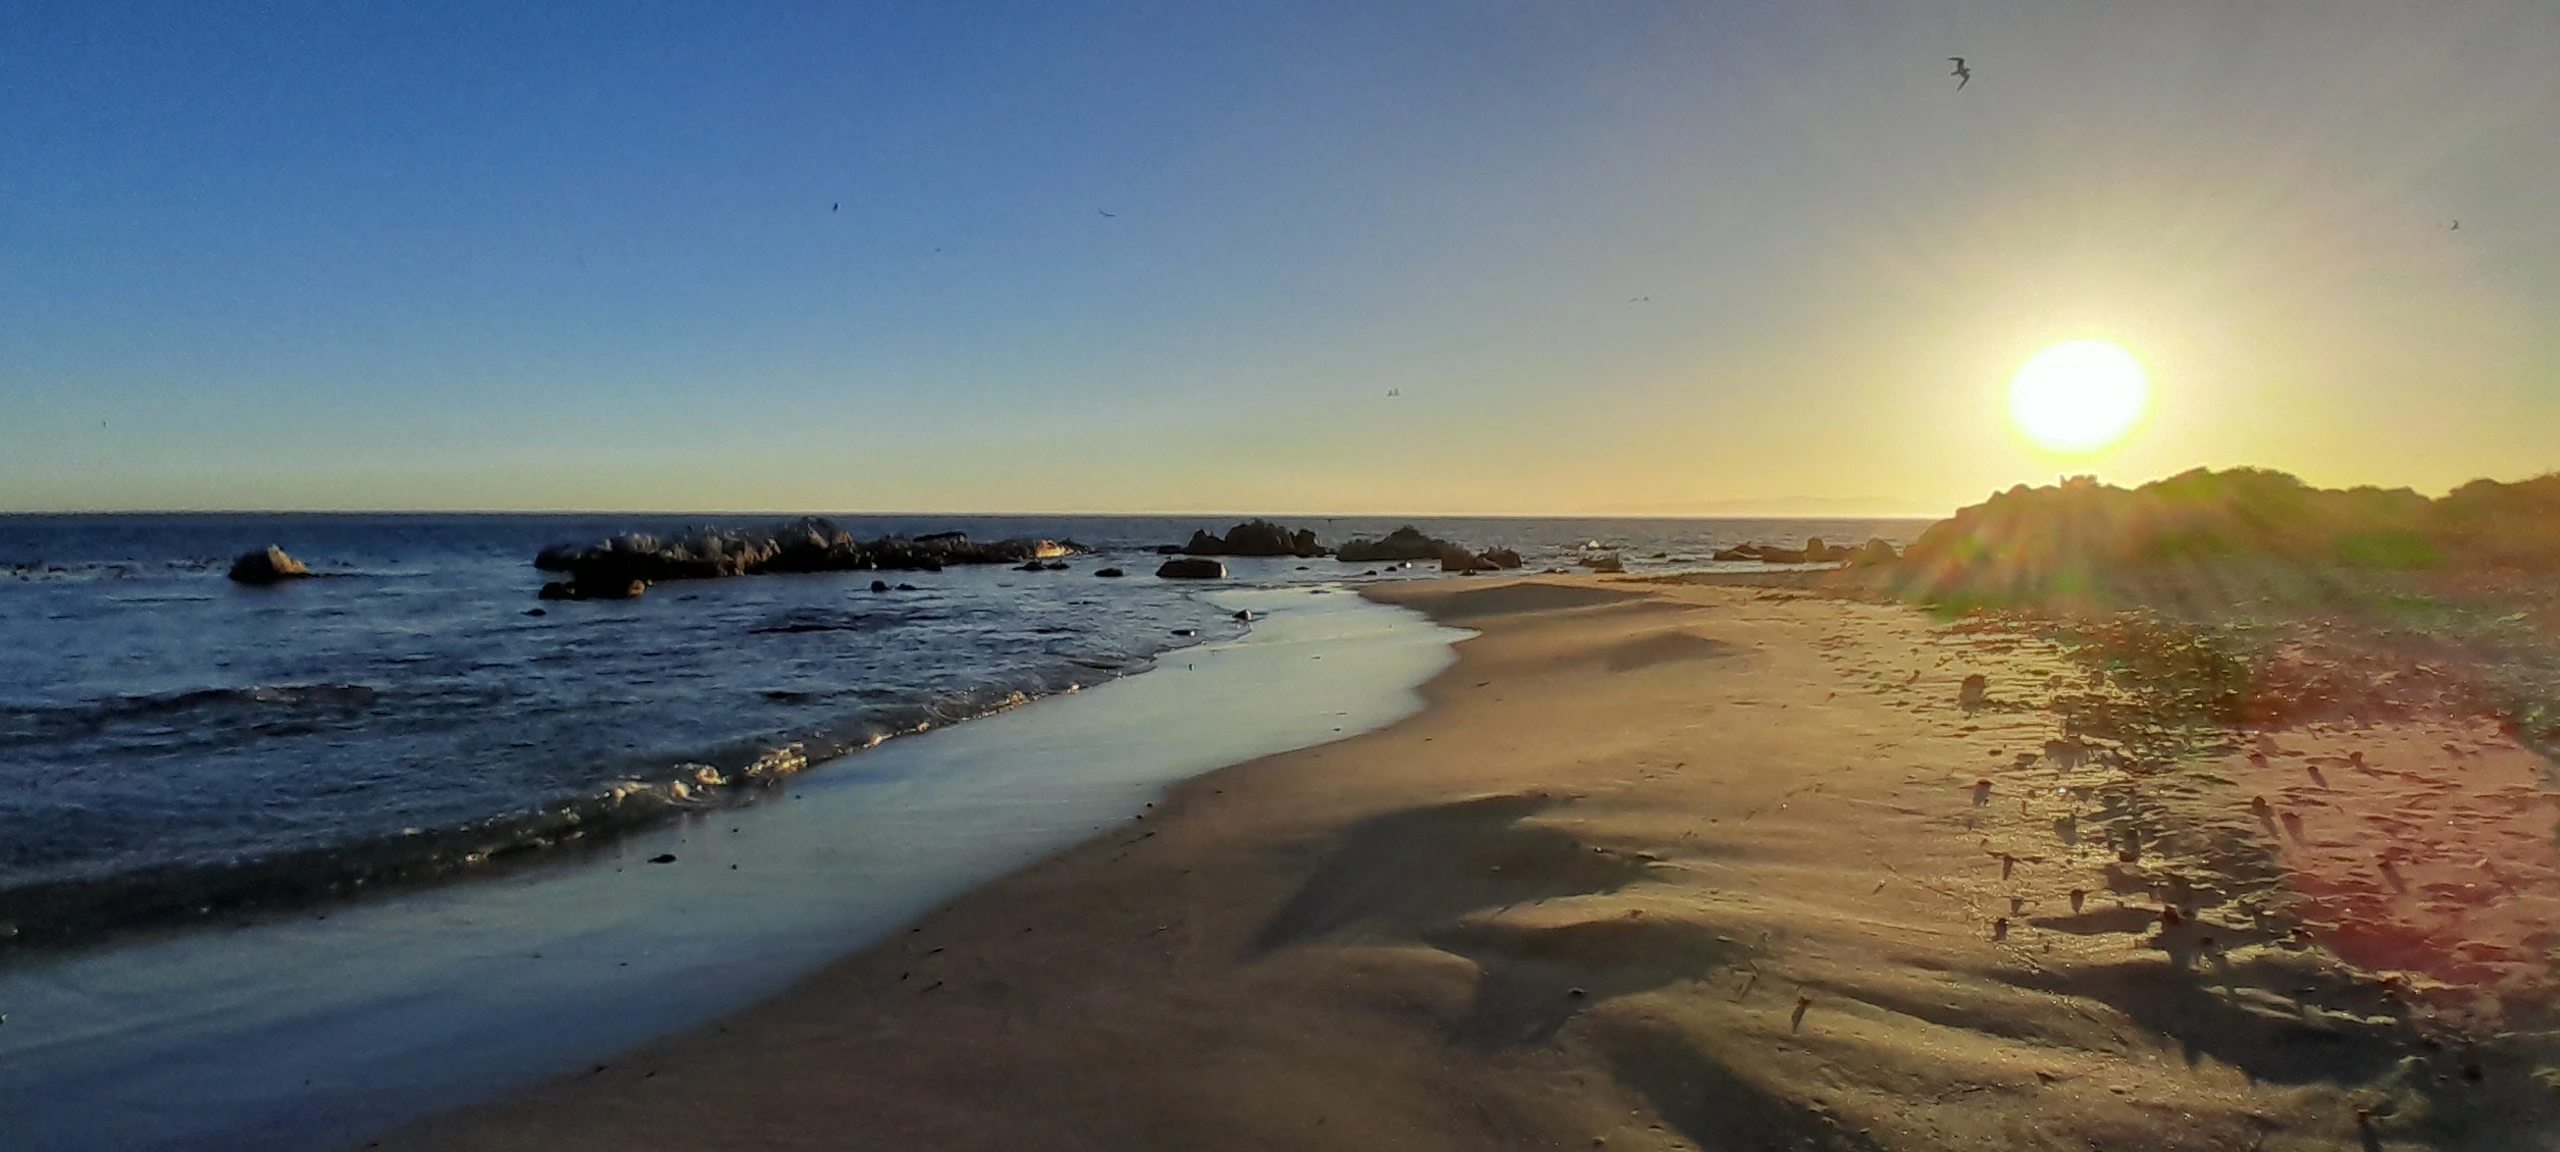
top-left (379, 578), bottom-right (2559, 1152)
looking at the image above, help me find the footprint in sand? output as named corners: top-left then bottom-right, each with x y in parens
top-left (2280, 811), bottom-right (2306, 843)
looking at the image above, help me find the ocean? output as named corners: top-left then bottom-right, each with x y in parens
top-left (0, 512), bottom-right (1923, 947)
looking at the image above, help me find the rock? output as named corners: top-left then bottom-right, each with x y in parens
top-left (1017, 561), bottom-right (1048, 571)
top-left (532, 519), bottom-right (1085, 591)
top-left (646, 853), bottom-right (677, 864)
top-left (1094, 567), bottom-right (1126, 578)
top-left (1960, 674), bottom-right (1989, 710)
top-left (1043, 560), bottom-right (1070, 571)
top-left (1233, 609), bottom-right (1253, 621)
top-left (871, 580), bottom-right (891, 592)
top-left (1172, 628), bottom-right (1198, 637)
top-left (227, 546), bottom-right (310, 585)
top-left (1712, 545), bottom-right (1759, 562)
top-left (1183, 519), bottom-right (1328, 558)
top-left (1848, 538), bottom-right (1899, 566)
top-left (1581, 552), bottom-right (1625, 573)
top-left (1337, 526), bottom-right (1451, 563)
top-left (1155, 544), bottom-right (1187, 555)
top-left (539, 581), bottom-right (576, 601)
top-left (896, 583), bottom-right (918, 591)
top-left (592, 580), bottom-right (647, 600)
top-left (524, 608), bottom-right (547, 617)
top-left (1800, 537), bottom-right (1855, 563)
top-left (1481, 547), bottom-right (1524, 569)
top-left (1156, 558), bottom-right (1226, 580)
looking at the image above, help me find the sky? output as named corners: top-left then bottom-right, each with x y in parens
top-left (4, 1), bottom-right (2556, 516)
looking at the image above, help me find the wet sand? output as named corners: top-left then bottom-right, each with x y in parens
top-left (380, 577), bottom-right (2559, 1152)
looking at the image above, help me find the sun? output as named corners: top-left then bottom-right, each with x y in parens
top-left (2008, 340), bottom-right (2150, 453)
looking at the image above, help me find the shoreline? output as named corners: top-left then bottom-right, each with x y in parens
top-left (380, 574), bottom-right (2559, 1152)
top-left (0, 584), bottom-right (1460, 1152)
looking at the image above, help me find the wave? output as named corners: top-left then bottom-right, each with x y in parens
top-left (0, 683), bottom-right (382, 748)
top-left (0, 659), bottom-right (1154, 951)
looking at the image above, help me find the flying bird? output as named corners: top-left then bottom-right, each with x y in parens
top-left (1629, 295), bottom-right (1651, 304)
top-left (1097, 208), bottom-right (1118, 218)
top-left (832, 202), bottom-right (839, 212)
top-left (2450, 220), bottom-right (2461, 230)
top-left (1949, 57), bottom-right (1971, 89)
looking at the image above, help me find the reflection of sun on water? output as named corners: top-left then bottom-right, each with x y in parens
top-left (2008, 340), bottom-right (2150, 453)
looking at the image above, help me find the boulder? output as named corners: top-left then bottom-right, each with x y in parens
top-left (1849, 538), bottom-right (1900, 566)
top-left (871, 580), bottom-right (891, 593)
top-left (1585, 553), bottom-right (1626, 574)
top-left (1336, 526), bottom-right (1449, 563)
top-left (1156, 558), bottom-right (1227, 580)
top-left (1480, 547), bottom-right (1524, 570)
top-left (1094, 567), bottom-right (1126, 578)
top-left (227, 546), bottom-right (310, 585)
top-left (1183, 519), bottom-right (1328, 558)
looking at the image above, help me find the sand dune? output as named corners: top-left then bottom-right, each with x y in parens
top-left (379, 577), bottom-right (2558, 1152)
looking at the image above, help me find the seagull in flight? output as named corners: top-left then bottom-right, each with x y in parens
top-left (1949, 57), bottom-right (1971, 90)
top-left (2450, 219), bottom-right (2461, 230)
top-left (1097, 208), bottom-right (1118, 218)
top-left (832, 202), bottom-right (839, 212)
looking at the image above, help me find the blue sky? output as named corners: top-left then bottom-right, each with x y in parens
top-left (6, 1), bottom-right (2556, 513)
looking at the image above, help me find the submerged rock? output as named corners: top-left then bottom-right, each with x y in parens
top-left (227, 546), bottom-right (310, 585)
top-left (539, 578), bottom-right (645, 601)
top-left (1156, 557), bottom-right (1227, 580)
top-left (1094, 567), bottom-right (1126, 578)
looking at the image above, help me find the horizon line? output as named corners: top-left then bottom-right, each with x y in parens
top-left (0, 506), bottom-right (1951, 521)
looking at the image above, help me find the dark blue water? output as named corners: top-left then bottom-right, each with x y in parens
top-left (0, 513), bottom-right (1922, 944)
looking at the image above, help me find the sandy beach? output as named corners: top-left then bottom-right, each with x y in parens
top-left (379, 575), bottom-right (2556, 1152)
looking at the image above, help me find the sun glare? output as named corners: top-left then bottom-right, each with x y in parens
top-left (2008, 340), bottom-right (2150, 453)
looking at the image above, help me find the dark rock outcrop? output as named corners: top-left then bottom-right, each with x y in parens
top-left (1094, 567), bottom-right (1126, 578)
top-left (1712, 537), bottom-right (1856, 565)
top-left (1336, 525), bottom-right (1522, 573)
top-left (1182, 519), bottom-right (1327, 558)
top-left (1156, 558), bottom-right (1227, 580)
top-left (1336, 526), bottom-right (1448, 563)
top-left (227, 546), bottom-right (310, 585)
top-left (531, 518), bottom-right (1082, 598)
top-left (1848, 538), bottom-right (1900, 566)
